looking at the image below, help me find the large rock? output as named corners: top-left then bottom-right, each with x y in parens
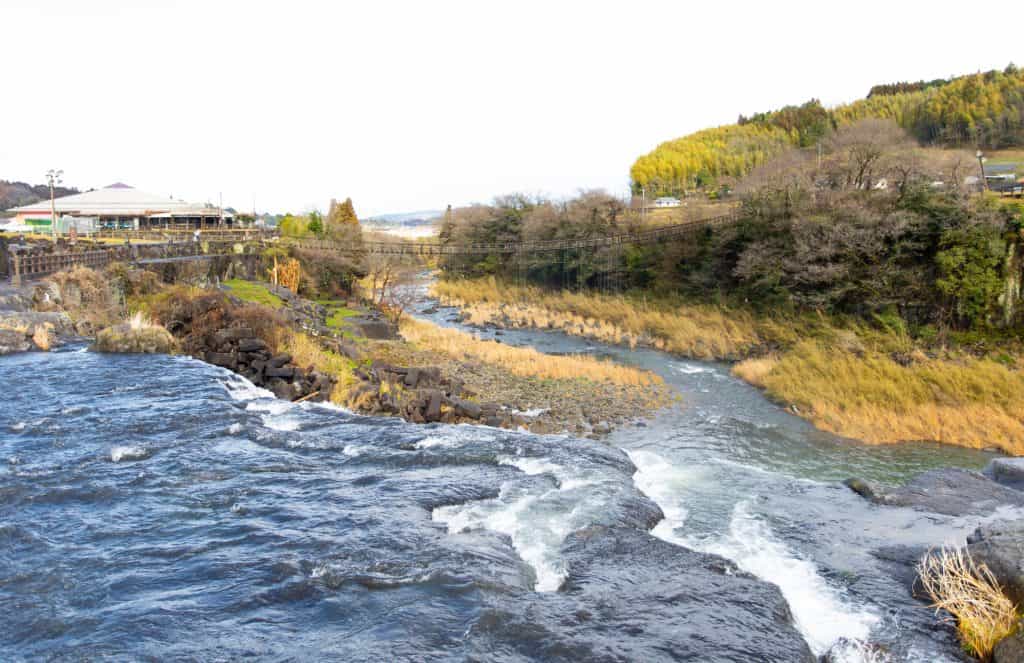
top-left (452, 397), bottom-right (482, 420)
top-left (464, 525), bottom-right (815, 662)
top-left (424, 390), bottom-right (442, 423)
top-left (847, 468), bottom-right (1024, 516)
top-left (967, 520), bottom-right (1024, 606)
top-left (0, 328), bottom-right (31, 355)
top-left (94, 323), bottom-right (177, 354)
top-left (994, 629), bottom-right (1024, 663)
top-left (985, 458), bottom-right (1024, 491)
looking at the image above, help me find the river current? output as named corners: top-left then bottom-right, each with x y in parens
top-left (0, 299), bottom-right (1006, 662)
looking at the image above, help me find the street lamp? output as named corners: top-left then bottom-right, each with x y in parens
top-left (976, 150), bottom-right (987, 191)
top-left (45, 168), bottom-right (63, 238)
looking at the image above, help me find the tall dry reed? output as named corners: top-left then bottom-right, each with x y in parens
top-left (917, 547), bottom-right (1019, 661)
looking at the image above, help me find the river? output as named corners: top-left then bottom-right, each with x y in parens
top-left (0, 295), bottom-right (1006, 661)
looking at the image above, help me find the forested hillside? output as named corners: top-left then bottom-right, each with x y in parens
top-left (632, 65), bottom-right (1024, 195)
top-left (0, 180), bottom-right (79, 212)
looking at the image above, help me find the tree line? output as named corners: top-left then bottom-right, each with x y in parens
top-left (443, 120), bottom-right (1024, 332)
top-left (632, 65), bottom-right (1024, 196)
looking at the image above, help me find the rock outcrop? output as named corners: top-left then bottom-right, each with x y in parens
top-left (0, 284), bottom-right (75, 354)
top-left (201, 326), bottom-right (335, 403)
top-left (464, 525), bottom-right (816, 662)
top-left (985, 457), bottom-right (1024, 491)
top-left (967, 521), bottom-right (1024, 607)
top-left (845, 468), bottom-right (1024, 516)
top-left (345, 360), bottom-right (518, 426)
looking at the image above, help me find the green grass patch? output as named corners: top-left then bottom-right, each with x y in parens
top-left (223, 279), bottom-right (285, 308)
top-left (326, 307), bottom-right (359, 325)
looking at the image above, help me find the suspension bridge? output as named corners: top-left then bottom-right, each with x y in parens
top-left (282, 212), bottom-right (740, 256)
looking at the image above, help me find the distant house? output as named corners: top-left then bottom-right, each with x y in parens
top-left (983, 163), bottom-right (1019, 192)
top-left (7, 183), bottom-right (233, 231)
top-left (653, 196), bottom-right (682, 208)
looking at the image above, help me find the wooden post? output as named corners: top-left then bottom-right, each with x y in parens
top-left (11, 252), bottom-right (21, 286)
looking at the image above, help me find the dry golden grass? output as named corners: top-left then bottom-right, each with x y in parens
top-left (731, 355), bottom-right (779, 388)
top-left (433, 277), bottom-right (785, 359)
top-left (31, 323), bottom-right (54, 351)
top-left (917, 547), bottom-right (1020, 661)
top-left (436, 278), bottom-right (1024, 454)
top-left (282, 330), bottom-right (358, 403)
top-left (399, 317), bottom-right (662, 387)
top-left (0, 320), bottom-right (31, 334)
top-left (746, 340), bottom-right (1024, 454)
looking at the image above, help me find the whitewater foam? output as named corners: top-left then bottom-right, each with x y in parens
top-left (227, 423), bottom-right (243, 435)
top-left (10, 421), bottom-right (26, 432)
top-left (415, 436), bottom-right (458, 450)
top-left (691, 501), bottom-right (878, 656)
top-left (674, 362), bottom-right (715, 375)
top-left (263, 415), bottom-right (301, 432)
top-left (498, 455), bottom-right (562, 477)
top-left (110, 446), bottom-right (149, 462)
top-left (222, 377), bottom-right (275, 402)
top-left (434, 488), bottom-right (568, 591)
top-left (433, 451), bottom-right (610, 592)
top-left (626, 450), bottom-right (696, 543)
top-left (627, 450), bottom-right (878, 658)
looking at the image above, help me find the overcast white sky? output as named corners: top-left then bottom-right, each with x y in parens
top-left (1, 1), bottom-right (1019, 216)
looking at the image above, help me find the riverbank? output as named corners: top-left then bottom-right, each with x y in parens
top-left (433, 277), bottom-right (1024, 455)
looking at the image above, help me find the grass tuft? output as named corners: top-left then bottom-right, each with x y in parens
top-left (282, 330), bottom-right (357, 403)
top-left (917, 547), bottom-right (1019, 661)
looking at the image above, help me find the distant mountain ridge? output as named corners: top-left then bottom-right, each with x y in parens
top-left (365, 210), bottom-right (443, 226)
top-left (1, 179), bottom-right (80, 213)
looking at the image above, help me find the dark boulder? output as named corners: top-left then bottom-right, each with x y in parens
top-left (984, 458), bottom-right (1024, 491)
top-left (268, 353), bottom-right (292, 368)
top-left (967, 520), bottom-right (1024, 607)
top-left (205, 351), bottom-right (237, 369)
top-left (847, 468), bottom-right (1024, 516)
top-left (424, 390), bottom-right (443, 423)
top-left (238, 337), bottom-right (267, 353)
top-left (844, 477), bottom-right (885, 502)
top-left (270, 380), bottom-right (297, 401)
top-left (265, 366), bottom-right (297, 380)
top-left (404, 368), bottom-right (421, 388)
top-left (994, 629), bottom-right (1024, 663)
top-left (451, 398), bottom-right (482, 420)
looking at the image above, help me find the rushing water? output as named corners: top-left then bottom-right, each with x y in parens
top-left (0, 300), bottom-right (1006, 661)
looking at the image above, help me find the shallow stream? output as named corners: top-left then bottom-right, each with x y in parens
top-left (0, 296), bottom-right (1007, 661)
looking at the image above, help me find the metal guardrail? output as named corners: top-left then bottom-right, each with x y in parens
top-left (92, 228), bottom-right (278, 242)
top-left (6, 241), bottom-right (224, 285)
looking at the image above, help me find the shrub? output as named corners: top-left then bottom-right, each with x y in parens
top-left (917, 547), bottom-right (1019, 661)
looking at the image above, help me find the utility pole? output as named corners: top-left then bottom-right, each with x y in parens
top-left (219, 192), bottom-right (224, 226)
top-left (46, 168), bottom-right (63, 238)
top-left (976, 150), bottom-right (988, 191)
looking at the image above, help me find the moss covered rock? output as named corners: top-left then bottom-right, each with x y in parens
top-left (94, 323), bottom-right (177, 354)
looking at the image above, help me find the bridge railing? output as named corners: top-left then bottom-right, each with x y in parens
top-left (6, 240), bottom-right (226, 285)
top-left (280, 212), bottom-right (740, 256)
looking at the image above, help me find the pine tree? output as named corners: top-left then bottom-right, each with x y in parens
top-left (328, 197), bottom-right (359, 226)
